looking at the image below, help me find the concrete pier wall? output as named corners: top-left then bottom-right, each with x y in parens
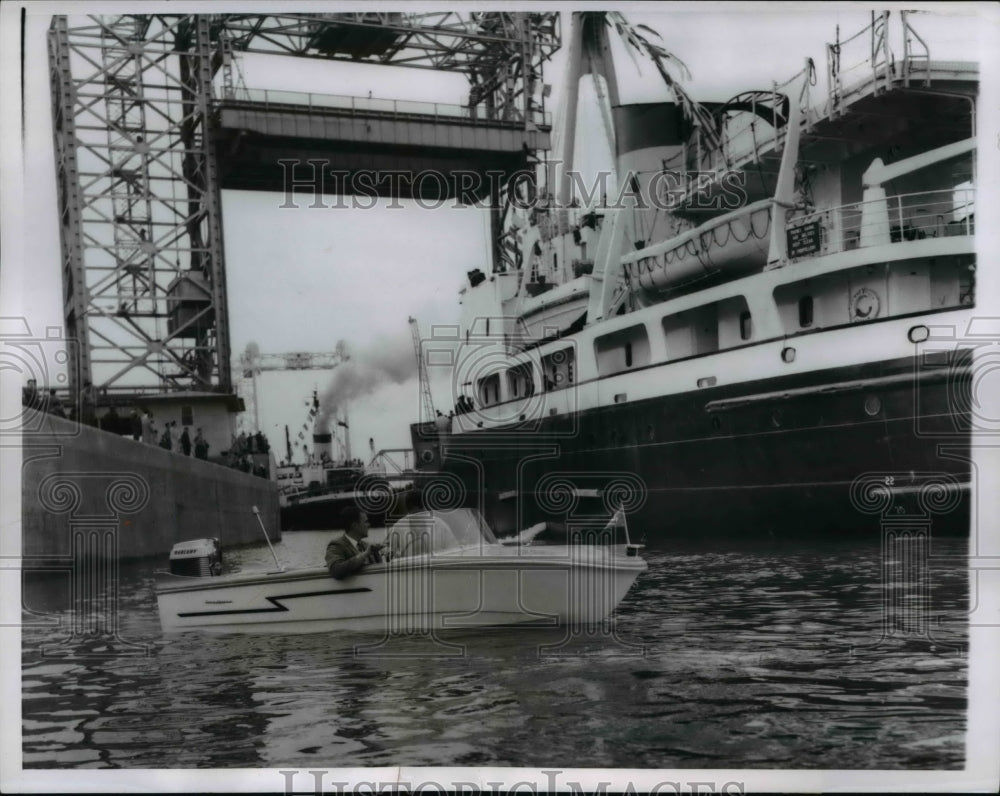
top-left (21, 410), bottom-right (280, 561)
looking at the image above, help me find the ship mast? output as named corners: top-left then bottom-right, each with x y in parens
top-left (552, 13), bottom-right (621, 210)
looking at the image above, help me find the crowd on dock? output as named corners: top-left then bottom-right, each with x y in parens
top-left (21, 379), bottom-right (271, 478)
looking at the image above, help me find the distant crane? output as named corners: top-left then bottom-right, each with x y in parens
top-left (408, 317), bottom-right (436, 423)
top-left (237, 341), bottom-right (348, 432)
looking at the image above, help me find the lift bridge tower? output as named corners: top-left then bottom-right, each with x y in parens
top-left (48, 12), bottom-right (560, 404)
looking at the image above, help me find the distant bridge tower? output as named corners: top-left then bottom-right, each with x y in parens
top-left (48, 12), bottom-right (561, 404)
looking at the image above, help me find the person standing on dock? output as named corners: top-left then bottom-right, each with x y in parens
top-left (142, 411), bottom-right (156, 445)
top-left (194, 428), bottom-right (209, 460)
top-left (180, 426), bottom-right (192, 456)
top-left (80, 381), bottom-right (97, 426)
top-left (159, 422), bottom-right (173, 451)
top-left (48, 389), bottom-right (66, 418)
top-left (325, 507), bottom-right (384, 579)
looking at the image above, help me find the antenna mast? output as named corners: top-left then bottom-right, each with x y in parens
top-left (409, 317), bottom-right (436, 423)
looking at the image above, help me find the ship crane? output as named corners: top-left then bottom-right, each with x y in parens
top-left (408, 317), bottom-right (436, 423)
top-left (237, 342), bottom-right (349, 433)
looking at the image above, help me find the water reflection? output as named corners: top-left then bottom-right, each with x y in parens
top-left (22, 534), bottom-right (967, 769)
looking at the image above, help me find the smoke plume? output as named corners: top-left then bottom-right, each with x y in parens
top-left (315, 334), bottom-right (417, 433)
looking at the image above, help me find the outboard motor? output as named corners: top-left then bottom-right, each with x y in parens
top-left (169, 538), bottom-right (223, 577)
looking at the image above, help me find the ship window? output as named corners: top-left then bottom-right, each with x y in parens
top-left (739, 311), bottom-right (752, 341)
top-left (181, 405), bottom-right (193, 426)
top-left (662, 304), bottom-right (718, 359)
top-left (798, 296), bottom-right (814, 328)
top-left (595, 324), bottom-right (650, 376)
top-left (506, 363), bottom-right (534, 399)
top-left (662, 295), bottom-right (749, 356)
top-left (541, 346), bottom-right (575, 391)
top-left (477, 373), bottom-right (501, 406)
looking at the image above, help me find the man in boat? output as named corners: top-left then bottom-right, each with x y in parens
top-left (325, 506), bottom-right (385, 579)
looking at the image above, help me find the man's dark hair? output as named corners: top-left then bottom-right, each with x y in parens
top-left (404, 488), bottom-right (424, 514)
top-left (341, 504), bottom-right (363, 529)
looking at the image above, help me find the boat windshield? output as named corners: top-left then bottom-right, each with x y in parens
top-left (387, 508), bottom-right (497, 558)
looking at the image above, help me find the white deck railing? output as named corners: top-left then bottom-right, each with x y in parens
top-left (785, 187), bottom-right (974, 260)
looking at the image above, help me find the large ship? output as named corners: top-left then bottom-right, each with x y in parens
top-left (409, 10), bottom-right (978, 541)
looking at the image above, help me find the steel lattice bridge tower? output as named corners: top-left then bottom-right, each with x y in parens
top-left (48, 12), bottom-right (560, 402)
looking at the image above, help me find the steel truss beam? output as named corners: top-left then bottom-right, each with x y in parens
top-left (49, 14), bottom-right (232, 398)
top-left (49, 12), bottom-right (560, 401)
top-left (213, 13), bottom-right (560, 123)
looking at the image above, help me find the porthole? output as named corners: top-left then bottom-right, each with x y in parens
top-left (771, 409), bottom-right (783, 428)
top-left (864, 395), bottom-right (882, 416)
top-left (908, 325), bottom-right (930, 343)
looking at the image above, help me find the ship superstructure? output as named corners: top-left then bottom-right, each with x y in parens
top-left (410, 10), bottom-right (978, 540)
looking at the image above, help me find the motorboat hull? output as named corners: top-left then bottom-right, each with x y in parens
top-left (156, 546), bottom-right (647, 634)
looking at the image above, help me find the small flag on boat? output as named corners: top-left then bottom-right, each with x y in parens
top-left (603, 507), bottom-right (626, 530)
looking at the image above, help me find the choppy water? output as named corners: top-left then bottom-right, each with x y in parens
top-left (21, 533), bottom-right (967, 769)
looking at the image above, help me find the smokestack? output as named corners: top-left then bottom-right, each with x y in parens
top-left (313, 431), bottom-right (333, 461)
top-left (337, 417), bottom-right (350, 463)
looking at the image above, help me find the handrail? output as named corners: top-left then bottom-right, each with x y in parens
top-left (223, 87), bottom-right (552, 128)
top-left (786, 187), bottom-right (975, 259)
top-left (901, 10), bottom-right (932, 87)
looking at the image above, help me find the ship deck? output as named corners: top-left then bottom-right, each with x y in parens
top-left (680, 60), bottom-right (978, 211)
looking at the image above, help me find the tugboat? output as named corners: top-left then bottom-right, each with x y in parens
top-left (277, 396), bottom-right (394, 530)
top-left (409, 10), bottom-right (978, 541)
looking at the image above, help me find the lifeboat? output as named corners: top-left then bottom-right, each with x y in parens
top-left (621, 199), bottom-right (772, 291)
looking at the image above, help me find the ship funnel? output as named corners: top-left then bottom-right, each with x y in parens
top-left (312, 431), bottom-right (333, 461)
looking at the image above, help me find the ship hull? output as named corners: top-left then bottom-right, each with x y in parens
top-left (418, 353), bottom-right (972, 543)
top-left (280, 492), bottom-right (389, 531)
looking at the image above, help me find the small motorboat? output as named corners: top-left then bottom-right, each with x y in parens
top-left (156, 508), bottom-right (647, 634)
